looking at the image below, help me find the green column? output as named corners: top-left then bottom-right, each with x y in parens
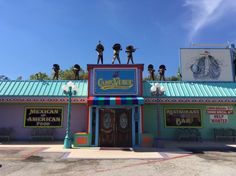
top-left (64, 87), bottom-right (72, 149)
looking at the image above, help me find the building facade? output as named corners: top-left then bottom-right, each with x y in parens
top-left (1, 62), bottom-right (236, 147)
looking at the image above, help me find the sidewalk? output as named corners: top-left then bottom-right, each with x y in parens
top-left (0, 140), bottom-right (235, 160)
top-left (0, 144), bottom-right (168, 160)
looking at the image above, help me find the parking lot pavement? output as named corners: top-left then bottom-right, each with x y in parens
top-left (1, 142), bottom-right (236, 176)
top-left (0, 146), bottom-right (46, 161)
top-left (1, 140), bottom-right (235, 160)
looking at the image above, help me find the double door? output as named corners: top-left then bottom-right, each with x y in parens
top-left (99, 108), bottom-right (132, 147)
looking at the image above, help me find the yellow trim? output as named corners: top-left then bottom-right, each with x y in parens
top-left (164, 108), bottom-right (203, 128)
top-left (23, 106), bottom-right (64, 128)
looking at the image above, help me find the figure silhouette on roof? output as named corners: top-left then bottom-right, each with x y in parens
top-left (96, 41), bottom-right (104, 64)
top-left (52, 64), bottom-right (60, 80)
top-left (148, 64), bottom-right (155, 80)
top-left (158, 65), bottom-right (166, 81)
top-left (126, 45), bottom-right (136, 64)
top-left (112, 43), bottom-right (122, 64)
top-left (73, 64), bottom-right (80, 80)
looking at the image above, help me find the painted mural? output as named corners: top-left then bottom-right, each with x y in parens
top-left (180, 48), bottom-right (233, 81)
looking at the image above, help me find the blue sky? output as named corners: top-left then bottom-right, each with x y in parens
top-left (0, 0), bottom-right (236, 79)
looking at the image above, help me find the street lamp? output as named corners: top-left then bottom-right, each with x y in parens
top-left (62, 81), bottom-right (79, 148)
top-left (150, 83), bottom-right (165, 96)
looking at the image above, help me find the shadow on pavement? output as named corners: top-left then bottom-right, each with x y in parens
top-left (180, 146), bottom-right (236, 154)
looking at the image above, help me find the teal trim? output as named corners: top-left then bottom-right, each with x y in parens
top-left (0, 80), bottom-right (88, 97)
top-left (95, 107), bottom-right (99, 146)
top-left (110, 97), bottom-right (116, 106)
top-left (138, 106), bottom-right (141, 146)
top-left (143, 81), bottom-right (236, 98)
top-left (98, 97), bottom-right (104, 105)
top-left (89, 107), bottom-right (93, 146)
top-left (132, 106), bottom-right (135, 147)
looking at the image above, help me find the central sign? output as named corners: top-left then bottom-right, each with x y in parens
top-left (93, 68), bottom-right (138, 95)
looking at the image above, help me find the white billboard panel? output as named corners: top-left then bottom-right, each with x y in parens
top-left (180, 49), bottom-right (233, 81)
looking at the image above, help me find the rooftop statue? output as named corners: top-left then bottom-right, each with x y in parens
top-left (96, 41), bottom-right (104, 64)
top-left (148, 64), bottom-right (155, 80)
top-left (158, 65), bottom-right (166, 81)
top-left (112, 43), bottom-right (122, 64)
top-left (52, 64), bottom-right (60, 80)
top-left (126, 45), bottom-right (136, 64)
top-left (73, 64), bottom-right (80, 80)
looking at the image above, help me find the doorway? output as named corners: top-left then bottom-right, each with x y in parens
top-left (99, 108), bottom-right (132, 147)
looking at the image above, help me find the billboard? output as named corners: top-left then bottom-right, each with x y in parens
top-left (165, 109), bottom-right (202, 128)
top-left (180, 49), bottom-right (233, 81)
top-left (24, 107), bottom-right (63, 128)
top-left (93, 68), bottom-right (138, 96)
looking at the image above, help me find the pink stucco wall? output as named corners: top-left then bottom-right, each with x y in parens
top-left (0, 103), bottom-right (87, 140)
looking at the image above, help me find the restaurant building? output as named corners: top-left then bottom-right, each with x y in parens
top-left (1, 47), bottom-right (236, 147)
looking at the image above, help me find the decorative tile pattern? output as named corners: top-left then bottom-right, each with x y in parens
top-left (0, 97), bottom-right (87, 104)
top-left (144, 98), bottom-right (236, 104)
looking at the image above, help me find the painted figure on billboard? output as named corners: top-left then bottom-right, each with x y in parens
top-left (96, 41), bottom-right (104, 64)
top-left (190, 51), bottom-right (221, 80)
top-left (112, 43), bottom-right (122, 64)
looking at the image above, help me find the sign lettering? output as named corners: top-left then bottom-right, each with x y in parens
top-left (93, 69), bottom-right (138, 95)
top-left (24, 107), bottom-right (63, 128)
top-left (210, 114), bottom-right (228, 123)
top-left (206, 106), bottom-right (233, 115)
top-left (165, 109), bottom-right (202, 127)
top-left (98, 78), bottom-right (133, 90)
